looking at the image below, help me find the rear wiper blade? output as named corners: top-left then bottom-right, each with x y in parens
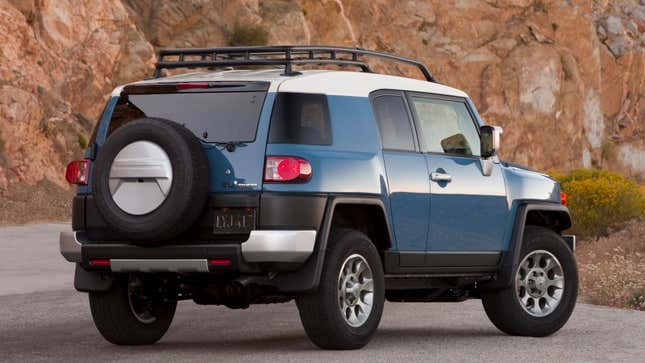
top-left (213, 141), bottom-right (248, 152)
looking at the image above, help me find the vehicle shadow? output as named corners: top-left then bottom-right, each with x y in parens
top-left (110, 327), bottom-right (504, 353)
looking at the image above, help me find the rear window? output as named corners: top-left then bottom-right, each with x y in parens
top-left (268, 93), bottom-right (332, 145)
top-left (110, 90), bottom-right (267, 143)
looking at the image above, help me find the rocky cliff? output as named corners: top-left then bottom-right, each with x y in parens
top-left (0, 0), bottom-right (643, 213)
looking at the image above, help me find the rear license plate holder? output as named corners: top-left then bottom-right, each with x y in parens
top-left (213, 208), bottom-right (256, 234)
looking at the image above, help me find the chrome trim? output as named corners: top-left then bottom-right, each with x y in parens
top-left (562, 235), bottom-right (576, 251)
top-left (491, 125), bottom-right (503, 151)
top-left (110, 259), bottom-right (209, 272)
top-left (430, 172), bottom-right (452, 182)
top-left (242, 230), bottom-right (316, 263)
top-left (60, 231), bottom-right (82, 262)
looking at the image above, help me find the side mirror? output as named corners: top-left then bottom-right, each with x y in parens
top-left (480, 125), bottom-right (503, 158)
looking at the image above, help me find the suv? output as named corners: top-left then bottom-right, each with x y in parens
top-left (60, 45), bottom-right (577, 350)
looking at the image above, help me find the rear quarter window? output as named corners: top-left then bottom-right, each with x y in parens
top-left (268, 93), bottom-right (332, 145)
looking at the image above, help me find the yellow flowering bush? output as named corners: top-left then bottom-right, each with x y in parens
top-left (554, 169), bottom-right (645, 238)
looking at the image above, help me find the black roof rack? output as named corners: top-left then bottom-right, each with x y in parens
top-left (153, 45), bottom-right (437, 83)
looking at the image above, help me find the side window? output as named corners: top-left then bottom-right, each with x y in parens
top-left (411, 97), bottom-right (481, 157)
top-left (269, 93), bottom-right (332, 145)
top-left (372, 95), bottom-right (416, 151)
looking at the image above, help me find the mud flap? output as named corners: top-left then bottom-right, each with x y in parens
top-left (74, 264), bottom-right (113, 292)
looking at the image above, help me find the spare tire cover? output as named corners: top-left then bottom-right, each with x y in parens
top-left (92, 117), bottom-right (209, 243)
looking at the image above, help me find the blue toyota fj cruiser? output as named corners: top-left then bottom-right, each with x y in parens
top-left (60, 45), bottom-right (577, 350)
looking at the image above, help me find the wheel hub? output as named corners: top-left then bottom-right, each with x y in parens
top-left (127, 277), bottom-right (158, 324)
top-left (108, 141), bottom-right (173, 215)
top-left (516, 250), bottom-right (565, 317)
top-left (526, 268), bottom-right (548, 297)
top-left (338, 254), bottom-right (374, 327)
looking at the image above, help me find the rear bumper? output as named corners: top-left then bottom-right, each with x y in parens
top-left (60, 230), bottom-right (316, 273)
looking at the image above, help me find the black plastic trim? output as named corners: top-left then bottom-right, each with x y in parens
top-left (271, 194), bottom-right (391, 293)
top-left (484, 202), bottom-right (572, 290)
top-left (384, 251), bottom-right (500, 274)
top-left (259, 193), bottom-right (327, 230)
top-left (72, 196), bottom-right (86, 231)
top-left (210, 193), bottom-right (260, 208)
top-left (74, 263), bottom-right (113, 292)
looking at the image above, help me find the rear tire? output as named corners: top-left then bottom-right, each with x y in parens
top-left (482, 226), bottom-right (578, 337)
top-left (89, 275), bottom-right (177, 345)
top-left (296, 230), bottom-right (385, 350)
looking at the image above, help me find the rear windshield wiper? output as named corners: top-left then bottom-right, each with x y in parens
top-left (213, 141), bottom-right (248, 152)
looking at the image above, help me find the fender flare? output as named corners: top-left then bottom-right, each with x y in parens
top-left (485, 202), bottom-right (571, 290)
top-left (273, 195), bottom-right (392, 293)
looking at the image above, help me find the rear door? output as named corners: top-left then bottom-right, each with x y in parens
top-left (407, 93), bottom-right (508, 258)
top-left (371, 91), bottom-right (430, 263)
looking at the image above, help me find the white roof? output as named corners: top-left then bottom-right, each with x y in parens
top-left (127, 69), bottom-right (469, 98)
top-left (280, 71), bottom-right (468, 98)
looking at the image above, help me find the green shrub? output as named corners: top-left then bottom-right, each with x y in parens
top-left (78, 133), bottom-right (88, 149)
top-left (554, 169), bottom-right (645, 238)
top-left (0, 132), bottom-right (5, 152)
top-left (227, 23), bottom-right (269, 46)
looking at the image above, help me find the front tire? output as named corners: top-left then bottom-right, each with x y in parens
top-left (89, 275), bottom-right (177, 345)
top-left (296, 230), bottom-right (385, 350)
top-left (482, 226), bottom-right (578, 336)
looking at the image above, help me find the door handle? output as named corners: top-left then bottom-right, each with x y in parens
top-left (430, 172), bottom-right (452, 183)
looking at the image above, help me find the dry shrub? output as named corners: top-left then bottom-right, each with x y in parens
top-left (227, 23), bottom-right (269, 46)
top-left (576, 219), bottom-right (645, 310)
top-left (554, 169), bottom-right (645, 238)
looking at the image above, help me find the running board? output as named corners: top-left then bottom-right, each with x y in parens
top-left (385, 273), bottom-right (494, 290)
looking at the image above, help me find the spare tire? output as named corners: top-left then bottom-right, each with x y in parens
top-left (92, 117), bottom-right (209, 243)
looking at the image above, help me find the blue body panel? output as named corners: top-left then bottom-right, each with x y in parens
top-left (425, 154), bottom-right (508, 251)
top-left (381, 151), bottom-right (429, 252)
top-left (77, 96), bottom-right (119, 195)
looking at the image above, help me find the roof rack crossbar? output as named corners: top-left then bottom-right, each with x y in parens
top-left (152, 45), bottom-right (437, 82)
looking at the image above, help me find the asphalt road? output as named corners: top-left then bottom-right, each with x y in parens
top-left (1, 224), bottom-right (644, 362)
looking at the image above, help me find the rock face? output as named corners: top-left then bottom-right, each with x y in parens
top-left (0, 0), bottom-right (154, 190)
top-left (0, 0), bottom-right (643, 197)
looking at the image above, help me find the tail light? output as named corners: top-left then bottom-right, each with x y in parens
top-left (264, 156), bottom-right (312, 183)
top-left (560, 191), bottom-right (567, 206)
top-left (89, 259), bottom-right (110, 266)
top-left (65, 160), bottom-right (90, 185)
top-left (208, 258), bottom-right (232, 266)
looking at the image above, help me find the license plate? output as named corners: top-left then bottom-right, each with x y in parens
top-left (213, 208), bottom-right (256, 234)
